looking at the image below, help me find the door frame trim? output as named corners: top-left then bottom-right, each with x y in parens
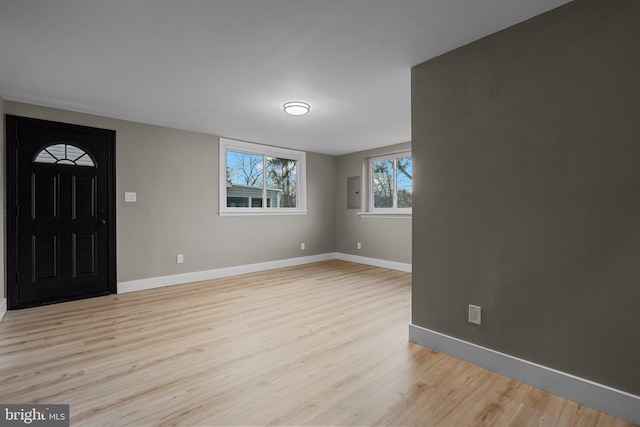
top-left (5, 115), bottom-right (117, 309)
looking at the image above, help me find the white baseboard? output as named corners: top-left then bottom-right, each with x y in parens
top-left (118, 253), bottom-right (336, 294)
top-left (409, 324), bottom-right (640, 425)
top-left (335, 253), bottom-right (412, 272)
top-left (0, 298), bottom-right (7, 323)
top-left (118, 252), bottom-right (412, 294)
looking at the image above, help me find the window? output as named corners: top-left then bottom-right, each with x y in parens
top-left (34, 144), bottom-right (95, 167)
top-left (219, 138), bottom-right (306, 216)
top-left (368, 152), bottom-right (412, 215)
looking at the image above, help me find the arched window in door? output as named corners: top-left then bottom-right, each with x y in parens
top-left (33, 143), bottom-right (96, 167)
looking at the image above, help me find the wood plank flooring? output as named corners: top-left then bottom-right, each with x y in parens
top-left (0, 260), bottom-right (634, 426)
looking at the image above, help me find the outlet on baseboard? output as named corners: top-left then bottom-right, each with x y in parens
top-left (468, 304), bottom-right (481, 325)
top-left (177, 254), bottom-right (184, 264)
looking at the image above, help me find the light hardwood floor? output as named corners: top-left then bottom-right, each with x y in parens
top-left (0, 260), bottom-right (634, 426)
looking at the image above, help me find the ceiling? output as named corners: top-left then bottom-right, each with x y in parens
top-left (0, 0), bottom-right (571, 156)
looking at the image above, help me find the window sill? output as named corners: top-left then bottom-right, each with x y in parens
top-left (358, 212), bottom-right (412, 219)
top-left (219, 210), bottom-right (308, 217)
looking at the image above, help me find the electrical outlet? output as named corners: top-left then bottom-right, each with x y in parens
top-left (357, 242), bottom-right (362, 250)
top-left (301, 243), bottom-right (305, 250)
top-left (177, 254), bottom-right (184, 264)
top-left (469, 304), bottom-right (481, 325)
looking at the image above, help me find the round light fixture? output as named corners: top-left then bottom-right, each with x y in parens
top-left (283, 101), bottom-right (310, 116)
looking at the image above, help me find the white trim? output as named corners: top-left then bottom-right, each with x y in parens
top-left (218, 210), bottom-right (308, 217)
top-left (0, 298), bottom-right (7, 323)
top-left (358, 212), bottom-right (411, 219)
top-left (409, 324), bottom-right (640, 425)
top-left (336, 253), bottom-right (412, 273)
top-left (118, 253), bottom-right (335, 294)
top-left (118, 252), bottom-right (412, 294)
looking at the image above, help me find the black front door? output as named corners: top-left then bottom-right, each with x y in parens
top-left (6, 116), bottom-right (116, 309)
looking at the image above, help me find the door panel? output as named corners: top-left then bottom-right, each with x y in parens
top-left (32, 172), bottom-right (59, 221)
top-left (72, 175), bottom-right (96, 220)
top-left (32, 234), bottom-right (58, 282)
top-left (72, 232), bottom-right (97, 276)
top-left (6, 115), bottom-right (116, 309)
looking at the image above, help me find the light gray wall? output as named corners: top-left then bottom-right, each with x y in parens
top-left (335, 143), bottom-right (411, 263)
top-left (5, 101), bottom-right (336, 282)
top-left (412, 0), bottom-right (640, 395)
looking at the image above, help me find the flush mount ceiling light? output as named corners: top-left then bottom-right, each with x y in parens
top-left (283, 101), bottom-right (310, 116)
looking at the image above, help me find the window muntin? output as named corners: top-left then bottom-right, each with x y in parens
top-left (219, 138), bottom-right (306, 215)
top-left (369, 152), bottom-right (412, 214)
top-left (34, 144), bottom-right (95, 167)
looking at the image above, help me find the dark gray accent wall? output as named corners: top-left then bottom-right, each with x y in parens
top-left (412, 0), bottom-right (640, 395)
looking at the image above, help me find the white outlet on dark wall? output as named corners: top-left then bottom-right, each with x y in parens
top-left (301, 243), bottom-right (305, 250)
top-left (357, 242), bottom-right (362, 250)
top-left (469, 304), bottom-right (481, 325)
top-left (177, 254), bottom-right (184, 264)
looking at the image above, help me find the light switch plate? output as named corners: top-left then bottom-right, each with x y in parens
top-left (124, 192), bottom-right (137, 202)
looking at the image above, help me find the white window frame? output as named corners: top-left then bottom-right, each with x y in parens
top-left (219, 138), bottom-right (307, 216)
top-left (362, 151), bottom-right (412, 218)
